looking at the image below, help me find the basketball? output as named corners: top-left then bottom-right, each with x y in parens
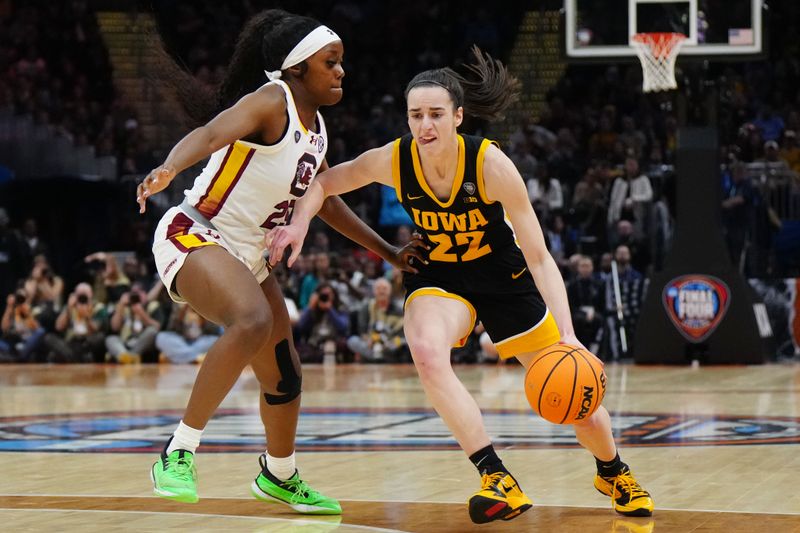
top-left (524, 344), bottom-right (606, 425)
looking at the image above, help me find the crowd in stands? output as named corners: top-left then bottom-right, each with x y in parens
top-left (0, 208), bottom-right (657, 364)
top-left (1, 2), bottom-right (799, 364)
top-left (0, 214), bottom-right (422, 365)
top-left (0, 1), bottom-right (153, 176)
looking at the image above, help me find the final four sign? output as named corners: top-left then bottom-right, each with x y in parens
top-left (663, 275), bottom-right (731, 343)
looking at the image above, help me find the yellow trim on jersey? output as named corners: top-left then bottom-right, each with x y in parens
top-left (405, 287), bottom-right (476, 348)
top-left (197, 142), bottom-right (253, 217)
top-left (392, 138), bottom-right (403, 202)
top-left (283, 83), bottom-right (312, 135)
top-left (174, 234), bottom-right (218, 250)
top-left (476, 139), bottom-right (499, 204)
top-left (495, 309), bottom-right (561, 359)
top-left (409, 135), bottom-right (465, 208)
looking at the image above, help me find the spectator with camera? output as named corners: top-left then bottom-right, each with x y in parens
top-left (1, 289), bottom-right (45, 362)
top-left (347, 277), bottom-right (405, 363)
top-left (295, 283), bottom-right (349, 363)
top-left (105, 283), bottom-right (163, 364)
top-left (84, 252), bottom-right (131, 305)
top-left (42, 283), bottom-right (108, 363)
top-left (155, 303), bottom-right (221, 364)
top-left (23, 254), bottom-right (64, 311)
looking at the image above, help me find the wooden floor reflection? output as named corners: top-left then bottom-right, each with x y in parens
top-left (3, 495), bottom-right (799, 532)
top-left (0, 363), bottom-right (799, 531)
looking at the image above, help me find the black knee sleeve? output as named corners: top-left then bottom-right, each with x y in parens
top-left (263, 339), bottom-right (302, 405)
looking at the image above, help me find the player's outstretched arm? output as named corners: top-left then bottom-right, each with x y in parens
top-left (268, 143), bottom-right (397, 267)
top-left (136, 86), bottom-right (286, 213)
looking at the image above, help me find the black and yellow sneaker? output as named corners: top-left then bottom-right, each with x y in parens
top-left (467, 471), bottom-right (532, 524)
top-left (594, 466), bottom-right (654, 517)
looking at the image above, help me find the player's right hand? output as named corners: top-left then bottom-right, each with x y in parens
top-left (137, 166), bottom-right (176, 213)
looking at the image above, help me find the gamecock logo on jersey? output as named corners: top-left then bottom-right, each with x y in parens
top-left (663, 275), bottom-right (731, 342)
top-left (290, 153), bottom-right (318, 196)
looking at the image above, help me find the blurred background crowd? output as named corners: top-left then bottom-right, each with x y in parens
top-left (1, 0), bottom-right (798, 364)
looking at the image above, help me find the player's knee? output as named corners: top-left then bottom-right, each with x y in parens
top-left (263, 339), bottom-right (302, 405)
top-left (228, 305), bottom-right (273, 353)
top-left (408, 338), bottom-right (450, 378)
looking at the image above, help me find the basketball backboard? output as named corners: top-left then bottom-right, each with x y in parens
top-left (564, 0), bottom-right (764, 58)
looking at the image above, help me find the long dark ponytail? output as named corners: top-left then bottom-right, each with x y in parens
top-left (155, 9), bottom-right (321, 127)
top-left (403, 45), bottom-right (521, 122)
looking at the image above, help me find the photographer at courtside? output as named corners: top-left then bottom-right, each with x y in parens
top-left (42, 283), bottom-right (108, 363)
top-left (0, 289), bottom-right (45, 362)
top-left (105, 283), bottom-right (163, 363)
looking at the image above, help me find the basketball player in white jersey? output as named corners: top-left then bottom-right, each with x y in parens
top-left (136, 9), bottom-right (422, 513)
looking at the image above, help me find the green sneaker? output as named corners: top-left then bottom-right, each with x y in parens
top-left (150, 447), bottom-right (199, 503)
top-left (250, 454), bottom-right (341, 515)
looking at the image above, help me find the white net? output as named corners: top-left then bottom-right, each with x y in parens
top-left (632, 33), bottom-right (687, 93)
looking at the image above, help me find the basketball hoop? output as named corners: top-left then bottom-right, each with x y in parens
top-left (632, 32), bottom-right (687, 93)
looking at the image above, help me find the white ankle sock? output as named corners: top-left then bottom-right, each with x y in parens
top-left (266, 451), bottom-right (296, 480)
top-left (167, 420), bottom-right (203, 455)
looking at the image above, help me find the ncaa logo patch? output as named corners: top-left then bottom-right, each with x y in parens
top-left (463, 182), bottom-right (476, 195)
top-left (294, 131), bottom-right (301, 143)
top-left (663, 275), bottom-right (730, 342)
top-left (317, 136), bottom-right (325, 153)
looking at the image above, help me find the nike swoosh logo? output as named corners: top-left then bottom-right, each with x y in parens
top-left (502, 482), bottom-right (517, 494)
top-left (406, 193), bottom-right (424, 200)
top-left (511, 268), bottom-right (527, 279)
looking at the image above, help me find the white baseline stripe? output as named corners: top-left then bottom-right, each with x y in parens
top-left (0, 508), bottom-right (407, 533)
top-left (0, 494), bottom-right (798, 516)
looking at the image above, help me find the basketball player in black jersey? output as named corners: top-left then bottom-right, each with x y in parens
top-left (269, 47), bottom-right (654, 523)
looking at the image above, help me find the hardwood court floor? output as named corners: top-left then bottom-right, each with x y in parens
top-left (1, 362), bottom-right (799, 532)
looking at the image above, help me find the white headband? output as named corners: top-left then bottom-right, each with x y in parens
top-left (264, 25), bottom-right (341, 81)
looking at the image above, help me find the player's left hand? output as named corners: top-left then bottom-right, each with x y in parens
top-left (387, 233), bottom-right (429, 274)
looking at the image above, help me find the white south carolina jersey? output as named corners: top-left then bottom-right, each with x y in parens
top-left (152, 79), bottom-right (328, 301)
top-left (185, 78), bottom-right (328, 242)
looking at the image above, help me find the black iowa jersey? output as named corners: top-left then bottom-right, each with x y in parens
top-left (392, 133), bottom-right (540, 296)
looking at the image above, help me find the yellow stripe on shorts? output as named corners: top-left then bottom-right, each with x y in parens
top-left (405, 288), bottom-right (477, 348)
top-left (495, 310), bottom-right (561, 359)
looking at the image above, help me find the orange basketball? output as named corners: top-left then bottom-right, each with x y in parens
top-left (524, 344), bottom-right (606, 424)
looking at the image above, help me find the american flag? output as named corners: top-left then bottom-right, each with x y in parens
top-left (729, 28), bottom-right (754, 46)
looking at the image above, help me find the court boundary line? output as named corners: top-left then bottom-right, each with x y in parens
top-left (0, 507), bottom-right (407, 533)
top-left (1, 494), bottom-right (798, 516)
